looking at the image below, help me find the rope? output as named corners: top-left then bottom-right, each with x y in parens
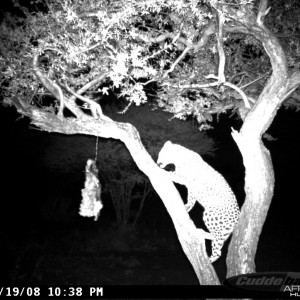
top-left (95, 136), bottom-right (99, 162)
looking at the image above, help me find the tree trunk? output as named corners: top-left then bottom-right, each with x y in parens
top-left (227, 129), bottom-right (274, 276)
top-left (226, 78), bottom-right (292, 276)
top-left (226, 75), bottom-right (300, 276)
top-left (225, 0), bottom-right (300, 277)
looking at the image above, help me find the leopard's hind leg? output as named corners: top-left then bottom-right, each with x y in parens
top-left (203, 206), bottom-right (238, 263)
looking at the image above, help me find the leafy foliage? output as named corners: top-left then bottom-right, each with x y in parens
top-left (0, 0), bottom-right (300, 127)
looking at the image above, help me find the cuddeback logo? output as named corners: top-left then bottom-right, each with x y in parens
top-left (223, 272), bottom-right (300, 297)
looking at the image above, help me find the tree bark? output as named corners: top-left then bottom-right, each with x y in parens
top-left (226, 0), bottom-right (300, 277)
top-left (227, 127), bottom-right (274, 276)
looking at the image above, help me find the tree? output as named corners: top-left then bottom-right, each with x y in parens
top-left (1, 0), bottom-right (300, 285)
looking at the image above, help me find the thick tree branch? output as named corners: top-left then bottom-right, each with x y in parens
top-left (222, 2), bottom-right (291, 135)
top-left (256, 0), bottom-right (271, 25)
top-left (225, 0), bottom-right (300, 277)
top-left (31, 48), bottom-right (110, 120)
top-left (12, 102), bottom-right (220, 284)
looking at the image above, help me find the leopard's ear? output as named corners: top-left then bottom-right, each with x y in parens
top-left (165, 140), bottom-right (173, 146)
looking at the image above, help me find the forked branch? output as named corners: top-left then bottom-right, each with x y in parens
top-left (63, 80), bottom-right (108, 120)
top-left (32, 50), bottom-right (65, 119)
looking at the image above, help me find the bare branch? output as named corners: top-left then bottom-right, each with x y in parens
top-left (138, 31), bottom-right (194, 48)
top-left (69, 74), bottom-right (108, 102)
top-left (138, 21), bottom-right (215, 52)
top-left (257, 0), bottom-right (271, 25)
top-left (117, 101), bottom-right (133, 115)
top-left (75, 42), bottom-right (102, 55)
top-left (32, 50), bottom-right (65, 119)
top-left (216, 9), bottom-right (226, 84)
top-left (205, 74), bottom-right (250, 108)
top-left (163, 74), bottom-right (250, 109)
top-left (225, 81), bottom-right (251, 109)
top-left (63, 80), bottom-right (109, 120)
top-left (163, 47), bottom-right (190, 78)
top-left (229, 72), bottom-right (254, 87)
top-left (146, 23), bottom-right (183, 61)
top-left (194, 22), bottom-right (215, 52)
top-left (240, 73), bottom-right (269, 89)
top-left (161, 81), bottom-right (219, 89)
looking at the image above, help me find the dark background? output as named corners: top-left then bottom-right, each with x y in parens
top-left (0, 102), bottom-right (299, 285)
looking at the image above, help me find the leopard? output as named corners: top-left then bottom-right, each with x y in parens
top-left (157, 141), bottom-right (240, 263)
